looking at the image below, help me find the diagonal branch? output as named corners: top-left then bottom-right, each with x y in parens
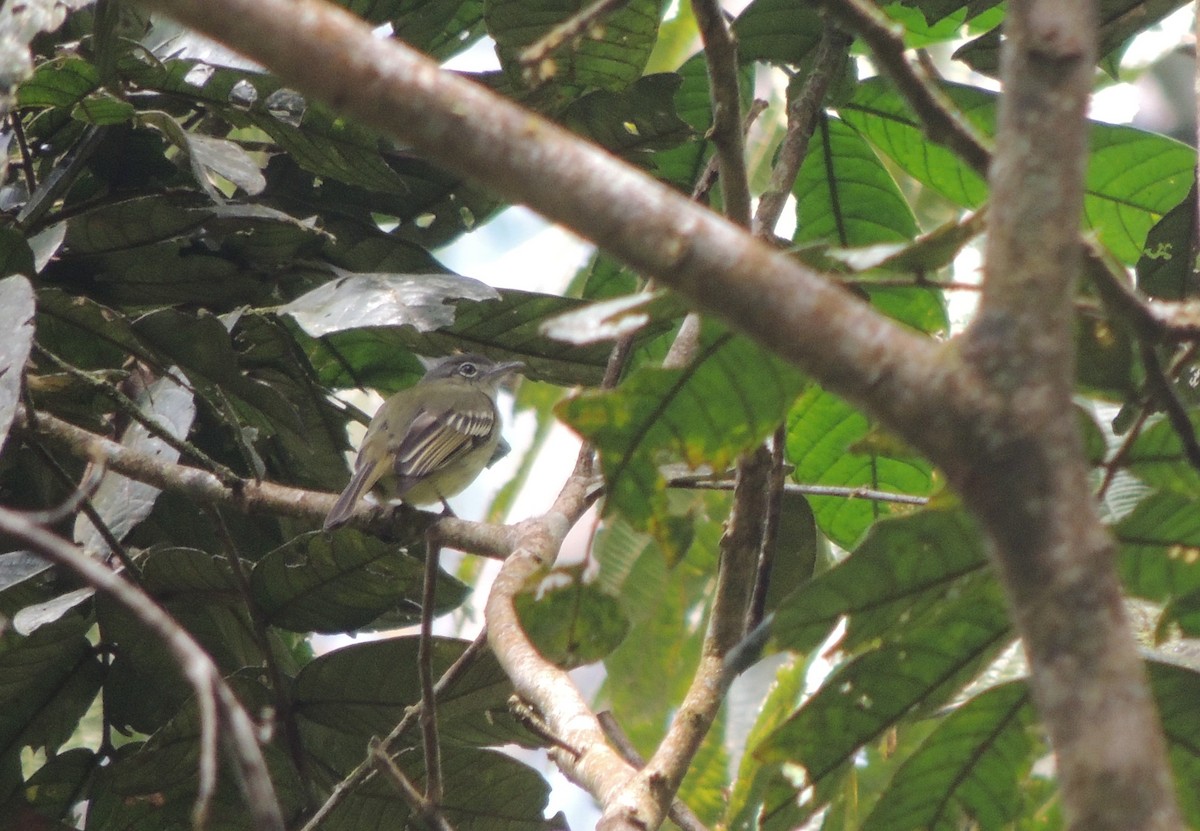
top-left (0, 506), bottom-right (284, 831)
top-left (134, 0), bottom-right (961, 481)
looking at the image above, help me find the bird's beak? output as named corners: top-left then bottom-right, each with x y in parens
top-left (487, 360), bottom-right (525, 379)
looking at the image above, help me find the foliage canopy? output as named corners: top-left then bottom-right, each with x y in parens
top-left (1, 0), bottom-right (1199, 829)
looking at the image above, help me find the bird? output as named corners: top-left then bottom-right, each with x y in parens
top-left (322, 353), bottom-right (523, 531)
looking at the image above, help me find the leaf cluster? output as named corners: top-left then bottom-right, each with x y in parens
top-left (0, 0), bottom-right (1199, 830)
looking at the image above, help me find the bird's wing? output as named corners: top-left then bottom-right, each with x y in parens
top-left (391, 398), bottom-right (496, 482)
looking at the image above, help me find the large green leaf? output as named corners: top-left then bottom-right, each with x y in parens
top-left (251, 530), bottom-right (469, 633)
top-left (733, 0), bottom-right (824, 65)
top-left (332, 0), bottom-right (487, 60)
top-left (487, 0), bottom-right (661, 92)
top-left (1149, 658), bottom-right (1200, 829)
top-left (559, 326), bottom-right (805, 533)
top-left (861, 681), bottom-right (1038, 831)
top-left (773, 510), bottom-right (988, 655)
top-left (785, 386), bottom-right (934, 549)
top-left (1137, 190), bottom-right (1197, 299)
top-left (1124, 414), bottom-right (1200, 494)
top-left (1115, 491), bottom-right (1200, 604)
top-left (840, 79), bottom-right (1195, 263)
top-left (757, 581), bottom-right (1013, 788)
top-left (793, 114), bottom-right (919, 247)
top-left (293, 636), bottom-right (531, 759)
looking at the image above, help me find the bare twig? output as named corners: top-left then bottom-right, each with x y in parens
top-left (299, 632), bottom-right (489, 831)
top-left (817, 0), bottom-right (990, 176)
top-left (1139, 342), bottom-right (1200, 472)
top-left (418, 531), bottom-right (444, 804)
top-left (669, 473), bottom-right (929, 505)
top-left (754, 25), bottom-right (851, 236)
top-left (10, 111), bottom-right (37, 193)
top-left (597, 712), bottom-right (709, 831)
top-left (0, 506), bottom-right (284, 831)
top-left (519, 0), bottom-right (630, 73)
top-left (690, 0), bottom-right (751, 228)
top-left (747, 426), bottom-right (787, 633)
top-left (369, 739), bottom-right (456, 831)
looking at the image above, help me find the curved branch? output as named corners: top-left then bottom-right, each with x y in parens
top-left (0, 507), bottom-right (284, 831)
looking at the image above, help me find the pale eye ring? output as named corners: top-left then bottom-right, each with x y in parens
top-left (458, 362), bottom-right (479, 378)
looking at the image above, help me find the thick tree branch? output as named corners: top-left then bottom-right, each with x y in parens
top-left (599, 447), bottom-right (771, 830)
top-left (126, 2), bottom-right (1187, 828)
top-left (484, 472), bottom-right (638, 817)
top-left (134, 0), bottom-right (969, 484)
top-left (958, 2), bottom-right (1183, 830)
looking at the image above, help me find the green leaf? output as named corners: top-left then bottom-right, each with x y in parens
top-left (561, 73), bottom-right (693, 162)
top-left (785, 387), bottom-right (934, 549)
top-left (733, 0), bottom-right (824, 65)
top-left (17, 747), bottom-right (98, 824)
top-left (1115, 491), bottom-right (1200, 604)
top-left (487, 0), bottom-right (661, 92)
top-left (773, 510), bottom-right (988, 655)
top-left (1137, 189), bottom-right (1197, 299)
top-left (559, 326), bottom-right (805, 534)
top-left (0, 276), bottom-right (35, 447)
top-left (1148, 658), bottom-right (1200, 829)
top-left (0, 616), bottom-right (100, 764)
top-left (793, 114), bottom-right (919, 247)
top-left (293, 637), bottom-right (531, 759)
top-left (515, 573), bottom-right (630, 667)
top-left (861, 681), bottom-right (1038, 831)
top-left (251, 531), bottom-right (469, 633)
top-left (337, 0), bottom-right (487, 60)
top-left (840, 78), bottom-right (1195, 264)
top-left (0, 229), bottom-right (36, 280)
top-left (1124, 414), bottom-right (1200, 494)
top-left (757, 581), bottom-right (1013, 787)
top-left (318, 745), bottom-right (556, 831)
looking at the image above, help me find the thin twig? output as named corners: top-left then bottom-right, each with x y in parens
top-left (0, 506), bottom-right (284, 831)
top-left (418, 530), bottom-right (444, 803)
top-left (208, 507), bottom-right (319, 810)
top-left (669, 473), bottom-right (929, 505)
top-left (690, 0), bottom-right (752, 228)
top-left (597, 712), bottom-right (710, 831)
top-left (754, 25), bottom-right (852, 236)
top-left (10, 111), bottom-right (37, 193)
top-left (746, 427), bottom-right (787, 633)
top-left (818, 0), bottom-right (990, 176)
top-left (691, 98), bottom-right (769, 204)
top-left (369, 739), bottom-right (456, 831)
top-left (33, 346), bottom-right (241, 485)
top-left (23, 455), bottom-right (106, 526)
top-left (299, 632), bottom-right (489, 831)
top-left (28, 441), bottom-right (139, 574)
top-left (1139, 342), bottom-right (1200, 472)
top-left (519, 0), bottom-right (630, 73)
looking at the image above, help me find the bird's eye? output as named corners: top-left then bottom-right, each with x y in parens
top-left (458, 362), bottom-right (478, 378)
